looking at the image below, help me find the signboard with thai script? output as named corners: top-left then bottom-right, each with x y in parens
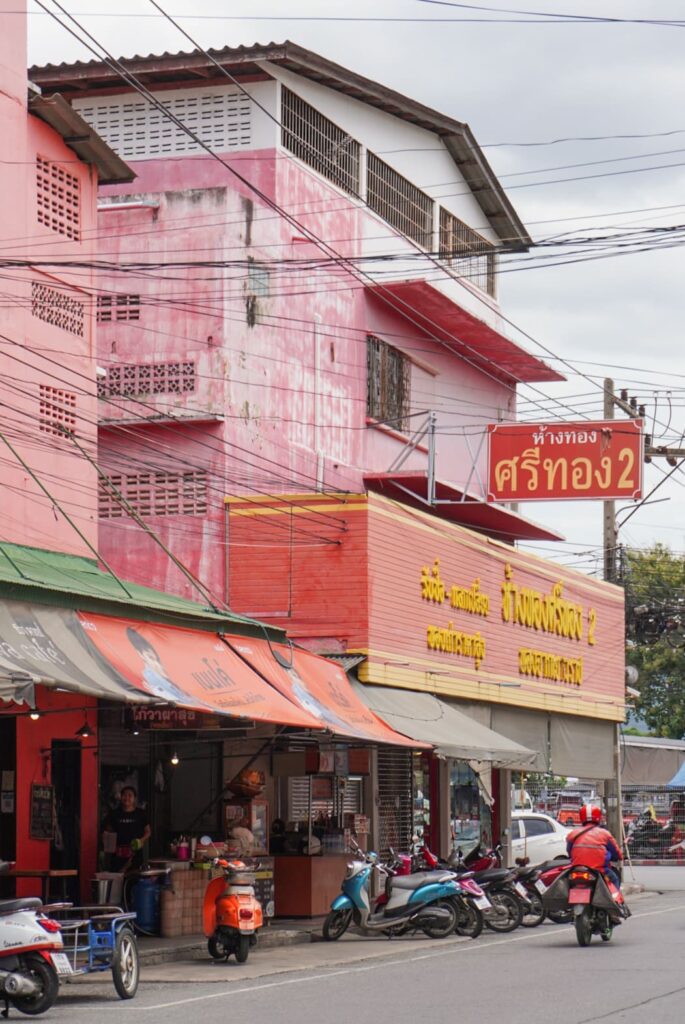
top-left (487, 420), bottom-right (643, 502)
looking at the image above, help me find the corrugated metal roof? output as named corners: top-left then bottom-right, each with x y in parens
top-left (0, 541), bottom-right (272, 635)
top-left (364, 472), bottom-right (565, 543)
top-left (28, 40), bottom-right (529, 248)
top-left (28, 92), bottom-right (135, 185)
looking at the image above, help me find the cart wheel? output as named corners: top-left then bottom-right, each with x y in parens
top-left (112, 927), bottom-right (140, 999)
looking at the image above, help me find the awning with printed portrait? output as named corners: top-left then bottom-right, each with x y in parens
top-left (74, 612), bottom-right (324, 729)
top-left (0, 600), bottom-right (425, 744)
top-left (223, 635), bottom-right (423, 747)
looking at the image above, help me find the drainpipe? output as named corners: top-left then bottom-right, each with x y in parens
top-left (313, 314), bottom-right (325, 492)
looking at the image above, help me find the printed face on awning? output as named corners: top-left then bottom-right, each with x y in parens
top-left (76, 613), bottom-right (323, 729)
top-left (226, 637), bottom-right (421, 747)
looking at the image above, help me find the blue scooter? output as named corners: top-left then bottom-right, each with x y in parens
top-left (323, 843), bottom-right (462, 941)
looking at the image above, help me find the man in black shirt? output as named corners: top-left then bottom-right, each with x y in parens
top-left (103, 786), bottom-right (151, 870)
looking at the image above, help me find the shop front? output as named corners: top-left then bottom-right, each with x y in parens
top-left (227, 489), bottom-right (626, 863)
top-left (0, 556), bottom-right (419, 927)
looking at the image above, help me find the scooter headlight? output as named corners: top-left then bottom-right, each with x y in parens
top-left (345, 862), bottom-right (357, 878)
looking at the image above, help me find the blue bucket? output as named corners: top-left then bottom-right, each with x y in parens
top-left (133, 876), bottom-right (160, 933)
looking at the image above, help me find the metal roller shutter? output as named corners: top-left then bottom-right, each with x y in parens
top-left (377, 747), bottom-right (413, 858)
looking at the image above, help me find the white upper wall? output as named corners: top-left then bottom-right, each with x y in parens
top-left (72, 79), bottom-right (278, 159)
top-left (264, 61), bottom-right (500, 246)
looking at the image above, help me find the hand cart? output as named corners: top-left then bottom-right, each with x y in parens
top-left (44, 904), bottom-right (140, 999)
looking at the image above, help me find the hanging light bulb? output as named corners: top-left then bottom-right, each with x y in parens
top-left (29, 711), bottom-right (41, 721)
top-left (75, 717), bottom-right (92, 739)
top-left (170, 751), bottom-right (180, 766)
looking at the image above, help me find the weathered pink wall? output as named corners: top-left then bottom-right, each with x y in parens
top-left (94, 134), bottom-right (514, 598)
top-left (0, 0), bottom-right (98, 556)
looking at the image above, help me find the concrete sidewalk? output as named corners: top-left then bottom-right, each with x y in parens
top-left (137, 917), bottom-right (324, 965)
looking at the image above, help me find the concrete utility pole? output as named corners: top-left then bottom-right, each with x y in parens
top-left (602, 380), bottom-right (685, 845)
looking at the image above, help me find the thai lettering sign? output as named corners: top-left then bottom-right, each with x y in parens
top-left (487, 420), bottom-right (643, 502)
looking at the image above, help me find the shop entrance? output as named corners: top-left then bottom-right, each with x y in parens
top-left (0, 717), bottom-right (16, 862)
top-left (50, 739), bottom-right (81, 902)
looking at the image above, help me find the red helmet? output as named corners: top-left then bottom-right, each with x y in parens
top-left (579, 804), bottom-right (601, 825)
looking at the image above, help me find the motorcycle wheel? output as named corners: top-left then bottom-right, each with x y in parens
top-left (11, 954), bottom-right (59, 1016)
top-left (421, 899), bottom-right (458, 939)
top-left (208, 935), bottom-right (230, 960)
top-left (323, 908), bottom-right (353, 941)
top-left (574, 908), bottom-right (593, 947)
top-left (454, 898), bottom-right (483, 939)
top-left (484, 891), bottom-right (522, 933)
top-left (548, 908), bottom-right (573, 925)
top-left (234, 936), bottom-right (250, 964)
top-left (111, 927), bottom-right (140, 999)
top-left (520, 889), bottom-right (546, 928)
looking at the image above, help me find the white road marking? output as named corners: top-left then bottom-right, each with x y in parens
top-left (90, 899), bottom-right (685, 1013)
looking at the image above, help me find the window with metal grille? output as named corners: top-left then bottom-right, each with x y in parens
top-left (247, 259), bottom-right (270, 298)
top-left (377, 747), bottom-right (413, 859)
top-left (98, 469), bottom-right (208, 518)
top-left (97, 294), bottom-right (141, 322)
top-left (39, 384), bottom-right (76, 437)
top-left (73, 86), bottom-right (252, 159)
top-left (366, 335), bottom-right (411, 432)
top-left (281, 86), bottom-right (361, 196)
top-left (288, 776), bottom-right (363, 823)
top-left (366, 152), bottom-right (433, 248)
top-left (439, 208), bottom-right (497, 297)
top-left (31, 282), bottom-right (84, 337)
top-left (36, 157), bottom-right (80, 242)
top-left (97, 362), bottom-right (196, 398)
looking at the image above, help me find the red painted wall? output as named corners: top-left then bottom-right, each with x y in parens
top-left (227, 492), bottom-right (625, 722)
top-left (5, 688), bottom-right (98, 901)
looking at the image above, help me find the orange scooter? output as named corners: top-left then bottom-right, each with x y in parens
top-left (203, 859), bottom-right (263, 963)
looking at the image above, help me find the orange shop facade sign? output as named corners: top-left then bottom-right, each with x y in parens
top-left (363, 496), bottom-right (625, 721)
top-left (487, 420), bottom-right (643, 502)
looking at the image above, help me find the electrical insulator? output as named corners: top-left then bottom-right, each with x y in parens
top-left (620, 389), bottom-right (628, 402)
top-left (629, 396), bottom-right (638, 411)
top-left (638, 405), bottom-right (646, 417)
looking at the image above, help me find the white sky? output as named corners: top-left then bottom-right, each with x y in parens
top-left (22, 0), bottom-right (685, 578)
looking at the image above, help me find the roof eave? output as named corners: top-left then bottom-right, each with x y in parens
top-left (28, 40), bottom-right (528, 246)
top-left (28, 92), bottom-right (135, 185)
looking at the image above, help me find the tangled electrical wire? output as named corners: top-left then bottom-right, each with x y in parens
top-left (626, 600), bottom-right (685, 649)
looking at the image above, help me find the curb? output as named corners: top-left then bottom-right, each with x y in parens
top-left (138, 928), bottom-right (315, 965)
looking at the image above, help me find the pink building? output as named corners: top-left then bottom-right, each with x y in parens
top-left (30, 43), bottom-right (564, 604)
top-left (0, 0), bottom-right (132, 557)
top-left (27, 40), bottom-right (626, 870)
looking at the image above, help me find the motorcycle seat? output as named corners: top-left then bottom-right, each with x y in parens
top-left (515, 866), bottom-right (538, 881)
top-left (0, 898), bottom-right (42, 915)
top-left (392, 872), bottom-right (453, 890)
top-left (537, 859), bottom-right (569, 874)
top-left (469, 868), bottom-right (511, 884)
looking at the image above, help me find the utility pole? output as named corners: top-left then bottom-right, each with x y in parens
top-left (602, 380), bottom-right (685, 847)
top-left (603, 379), bottom-right (617, 583)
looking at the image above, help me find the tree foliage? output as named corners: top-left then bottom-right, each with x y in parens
top-left (625, 545), bottom-right (685, 738)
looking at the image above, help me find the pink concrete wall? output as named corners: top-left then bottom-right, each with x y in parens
top-left (92, 132), bottom-right (513, 598)
top-left (0, 0), bottom-right (98, 556)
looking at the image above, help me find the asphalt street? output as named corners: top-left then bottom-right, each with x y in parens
top-left (40, 887), bottom-right (685, 1024)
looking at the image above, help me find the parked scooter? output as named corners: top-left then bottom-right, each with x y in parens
top-left (512, 857), bottom-right (570, 927)
top-left (377, 848), bottom-right (489, 939)
top-left (417, 844), bottom-right (528, 933)
top-left (0, 862), bottom-right (65, 1015)
top-left (323, 842), bottom-right (463, 941)
top-left (542, 863), bottom-right (630, 946)
top-left (203, 858), bottom-right (263, 964)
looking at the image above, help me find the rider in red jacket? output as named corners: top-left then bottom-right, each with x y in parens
top-left (566, 804), bottom-right (622, 887)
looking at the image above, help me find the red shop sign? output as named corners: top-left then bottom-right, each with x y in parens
top-left (487, 419), bottom-right (643, 502)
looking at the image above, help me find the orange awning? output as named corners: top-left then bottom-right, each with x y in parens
top-left (76, 612), bottom-right (323, 730)
top-left (224, 636), bottom-right (422, 747)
